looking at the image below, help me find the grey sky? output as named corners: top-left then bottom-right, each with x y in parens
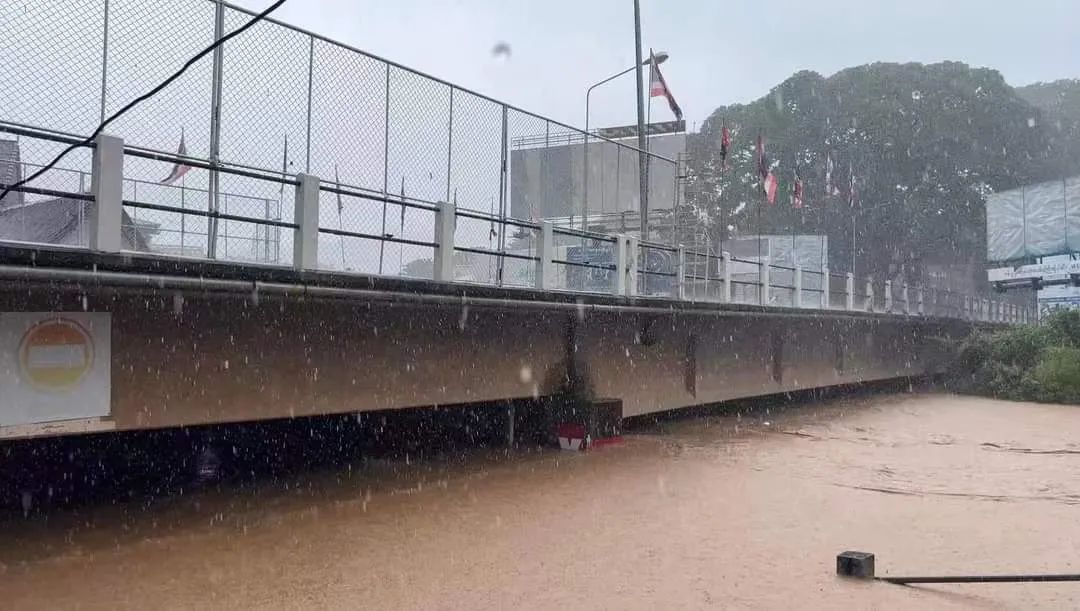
top-left (234, 0), bottom-right (1080, 131)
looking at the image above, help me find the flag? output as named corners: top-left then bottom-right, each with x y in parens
top-left (648, 49), bottom-right (683, 121)
top-left (848, 163), bottom-right (857, 208)
top-left (764, 172), bottom-right (779, 205)
top-left (333, 164), bottom-right (344, 215)
top-left (824, 152), bottom-right (836, 196)
top-left (756, 133), bottom-right (778, 204)
top-left (791, 164), bottom-right (803, 208)
top-left (719, 123), bottom-right (731, 169)
top-left (160, 129), bottom-right (191, 184)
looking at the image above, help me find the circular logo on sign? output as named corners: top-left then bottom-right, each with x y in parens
top-left (17, 318), bottom-right (95, 391)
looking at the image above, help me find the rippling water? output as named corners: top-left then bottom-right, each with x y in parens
top-left (1, 393), bottom-right (1078, 609)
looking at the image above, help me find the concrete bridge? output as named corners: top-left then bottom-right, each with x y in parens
top-left (0, 234), bottom-right (991, 441)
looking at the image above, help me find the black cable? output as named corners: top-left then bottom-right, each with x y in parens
top-left (0, 0), bottom-right (288, 203)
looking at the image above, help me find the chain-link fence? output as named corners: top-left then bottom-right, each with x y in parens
top-left (0, 0), bottom-right (677, 281)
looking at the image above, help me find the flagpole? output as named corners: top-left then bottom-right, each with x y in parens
top-left (398, 176), bottom-right (406, 275)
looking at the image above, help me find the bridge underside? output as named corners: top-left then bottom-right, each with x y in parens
top-left (0, 247), bottom-right (969, 438)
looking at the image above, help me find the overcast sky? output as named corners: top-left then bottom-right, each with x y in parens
top-left (232, 0), bottom-right (1080, 131)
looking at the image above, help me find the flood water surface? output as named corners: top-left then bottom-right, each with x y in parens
top-left (1, 393), bottom-right (1079, 609)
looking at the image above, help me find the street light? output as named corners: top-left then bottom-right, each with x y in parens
top-left (582, 51), bottom-right (667, 231)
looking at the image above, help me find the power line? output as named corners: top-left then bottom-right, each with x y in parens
top-left (0, 0), bottom-right (288, 204)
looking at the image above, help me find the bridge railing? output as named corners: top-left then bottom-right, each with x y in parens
top-left (0, 127), bottom-right (1035, 324)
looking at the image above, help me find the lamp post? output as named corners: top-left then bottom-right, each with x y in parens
top-left (583, 51), bottom-right (667, 232)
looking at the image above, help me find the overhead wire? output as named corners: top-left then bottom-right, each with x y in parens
top-left (0, 0), bottom-right (288, 203)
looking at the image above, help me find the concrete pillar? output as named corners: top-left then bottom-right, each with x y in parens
top-left (89, 133), bottom-right (124, 253)
top-left (794, 264), bottom-right (803, 308)
top-left (865, 277), bottom-right (874, 312)
top-left (721, 251), bottom-right (732, 304)
top-left (292, 173), bottom-right (320, 271)
top-left (433, 199), bottom-right (456, 282)
top-left (760, 256), bottom-right (771, 305)
top-left (901, 282), bottom-right (910, 315)
top-left (626, 236), bottom-right (639, 296)
top-left (884, 280), bottom-right (893, 312)
top-left (917, 286), bottom-right (925, 316)
top-left (821, 266), bottom-right (830, 309)
top-left (845, 272), bottom-right (855, 311)
top-left (505, 403), bottom-right (515, 447)
top-left (534, 221), bottom-right (554, 290)
top-left (676, 246), bottom-right (687, 301)
top-left (613, 235), bottom-right (627, 297)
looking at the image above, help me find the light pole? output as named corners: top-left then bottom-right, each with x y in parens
top-left (633, 0), bottom-right (648, 240)
top-left (583, 52), bottom-right (667, 231)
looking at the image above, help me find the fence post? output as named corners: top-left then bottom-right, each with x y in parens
top-left (535, 221), bottom-right (554, 290)
top-left (845, 272), bottom-right (855, 311)
top-left (884, 280), bottom-right (893, 312)
top-left (677, 246), bottom-right (687, 301)
top-left (865, 277), bottom-right (874, 312)
top-left (292, 173), bottom-right (320, 270)
top-left (626, 236), bottom-right (639, 296)
top-left (433, 200), bottom-right (456, 282)
top-left (760, 256), bottom-right (771, 305)
top-left (901, 282), bottom-right (910, 315)
top-left (821, 266), bottom-right (830, 308)
top-left (794, 264), bottom-right (803, 308)
top-left (613, 235), bottom-right (627, 297)
top-left (207, 0), bottom-right (224, 259)
top-left (721, 251), bottom-right (732, 304)
top-left (917, 286), bottom-right (925, 316)
top-left (89, 133), bottom-right (123, 253)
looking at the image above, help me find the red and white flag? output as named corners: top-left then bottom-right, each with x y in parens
top-left (648, 49), bottom-right (683, 121)
top-left (160, 131), bottom-right (191, 185)
top-left (764, 172), bottom-right (779, 205)
top-left (792, 164), bottom-right (804, 208)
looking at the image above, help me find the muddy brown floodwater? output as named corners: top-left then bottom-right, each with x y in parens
top-left (1, 393), bottom-right (1079, 609)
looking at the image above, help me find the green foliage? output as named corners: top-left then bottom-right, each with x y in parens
top-left (685, 62), bottom-right (1079, 278)
top-left (1032, 347), bottom-right (1080, 403)
top-left (952, 310), bottom-right (1080, 404)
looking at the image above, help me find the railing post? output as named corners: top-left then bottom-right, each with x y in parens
top-left (721, 251), bottom-right (732, 304)
top-left (535, 221), bottom-right (554, 290)
top-left (845, 272), bottom-right (855, 311)
top-left (292, 173), bottom-right (320, 270)
top-left (89, 133), bottom-right (123, 253)
top-left (821, 265), bottom-right (830, 309)
top-left (676, 246), bottom-right (687, 301)
top-left (794, 264), bottom-right (803, 308)
top-left (865, 277), bottom-right (874, 312)
top-left (626, 236), bottom-right (639, 296)
top-left (901, 282), bottom-right (910, 315)
top-left (760, 256), bottom-right (771, 305)
top-left (884, 280), bottom-right (893, 312)
top-left (613, 235), bottom-right (627, 297)
top-left (917, 286), bottom-right (925, 316)
top-left (433, 200), bottom-right (456, 282)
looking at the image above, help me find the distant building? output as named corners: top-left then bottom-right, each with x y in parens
top-left (0, 195), bottom-right (151, 250)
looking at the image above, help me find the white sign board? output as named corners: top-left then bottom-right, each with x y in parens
top-left (987, 260), bottom-right (1080, 282)
top-left (0, 312), bottom-right (111, 427)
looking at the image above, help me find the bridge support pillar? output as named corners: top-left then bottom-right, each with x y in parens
top-left (721, 251), bottom-right (732, 304)
top-left (535, 221), bottom-right (554, 290)
top-left (884, 280), bottom-right (893, 312)
top-left (293, 173), bottom-right (320, 270)
top-left (90, 133), bottom-right (124, 253)
top-left (794, 264), bottom-right (803, 308)
top-left (845, 273), bottom-right (855, 311)
top-left (433, 200), bottom-right (456, 282)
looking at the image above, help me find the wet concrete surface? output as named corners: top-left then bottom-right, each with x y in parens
top-left (1, 393), bottom-right (1078, 609)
